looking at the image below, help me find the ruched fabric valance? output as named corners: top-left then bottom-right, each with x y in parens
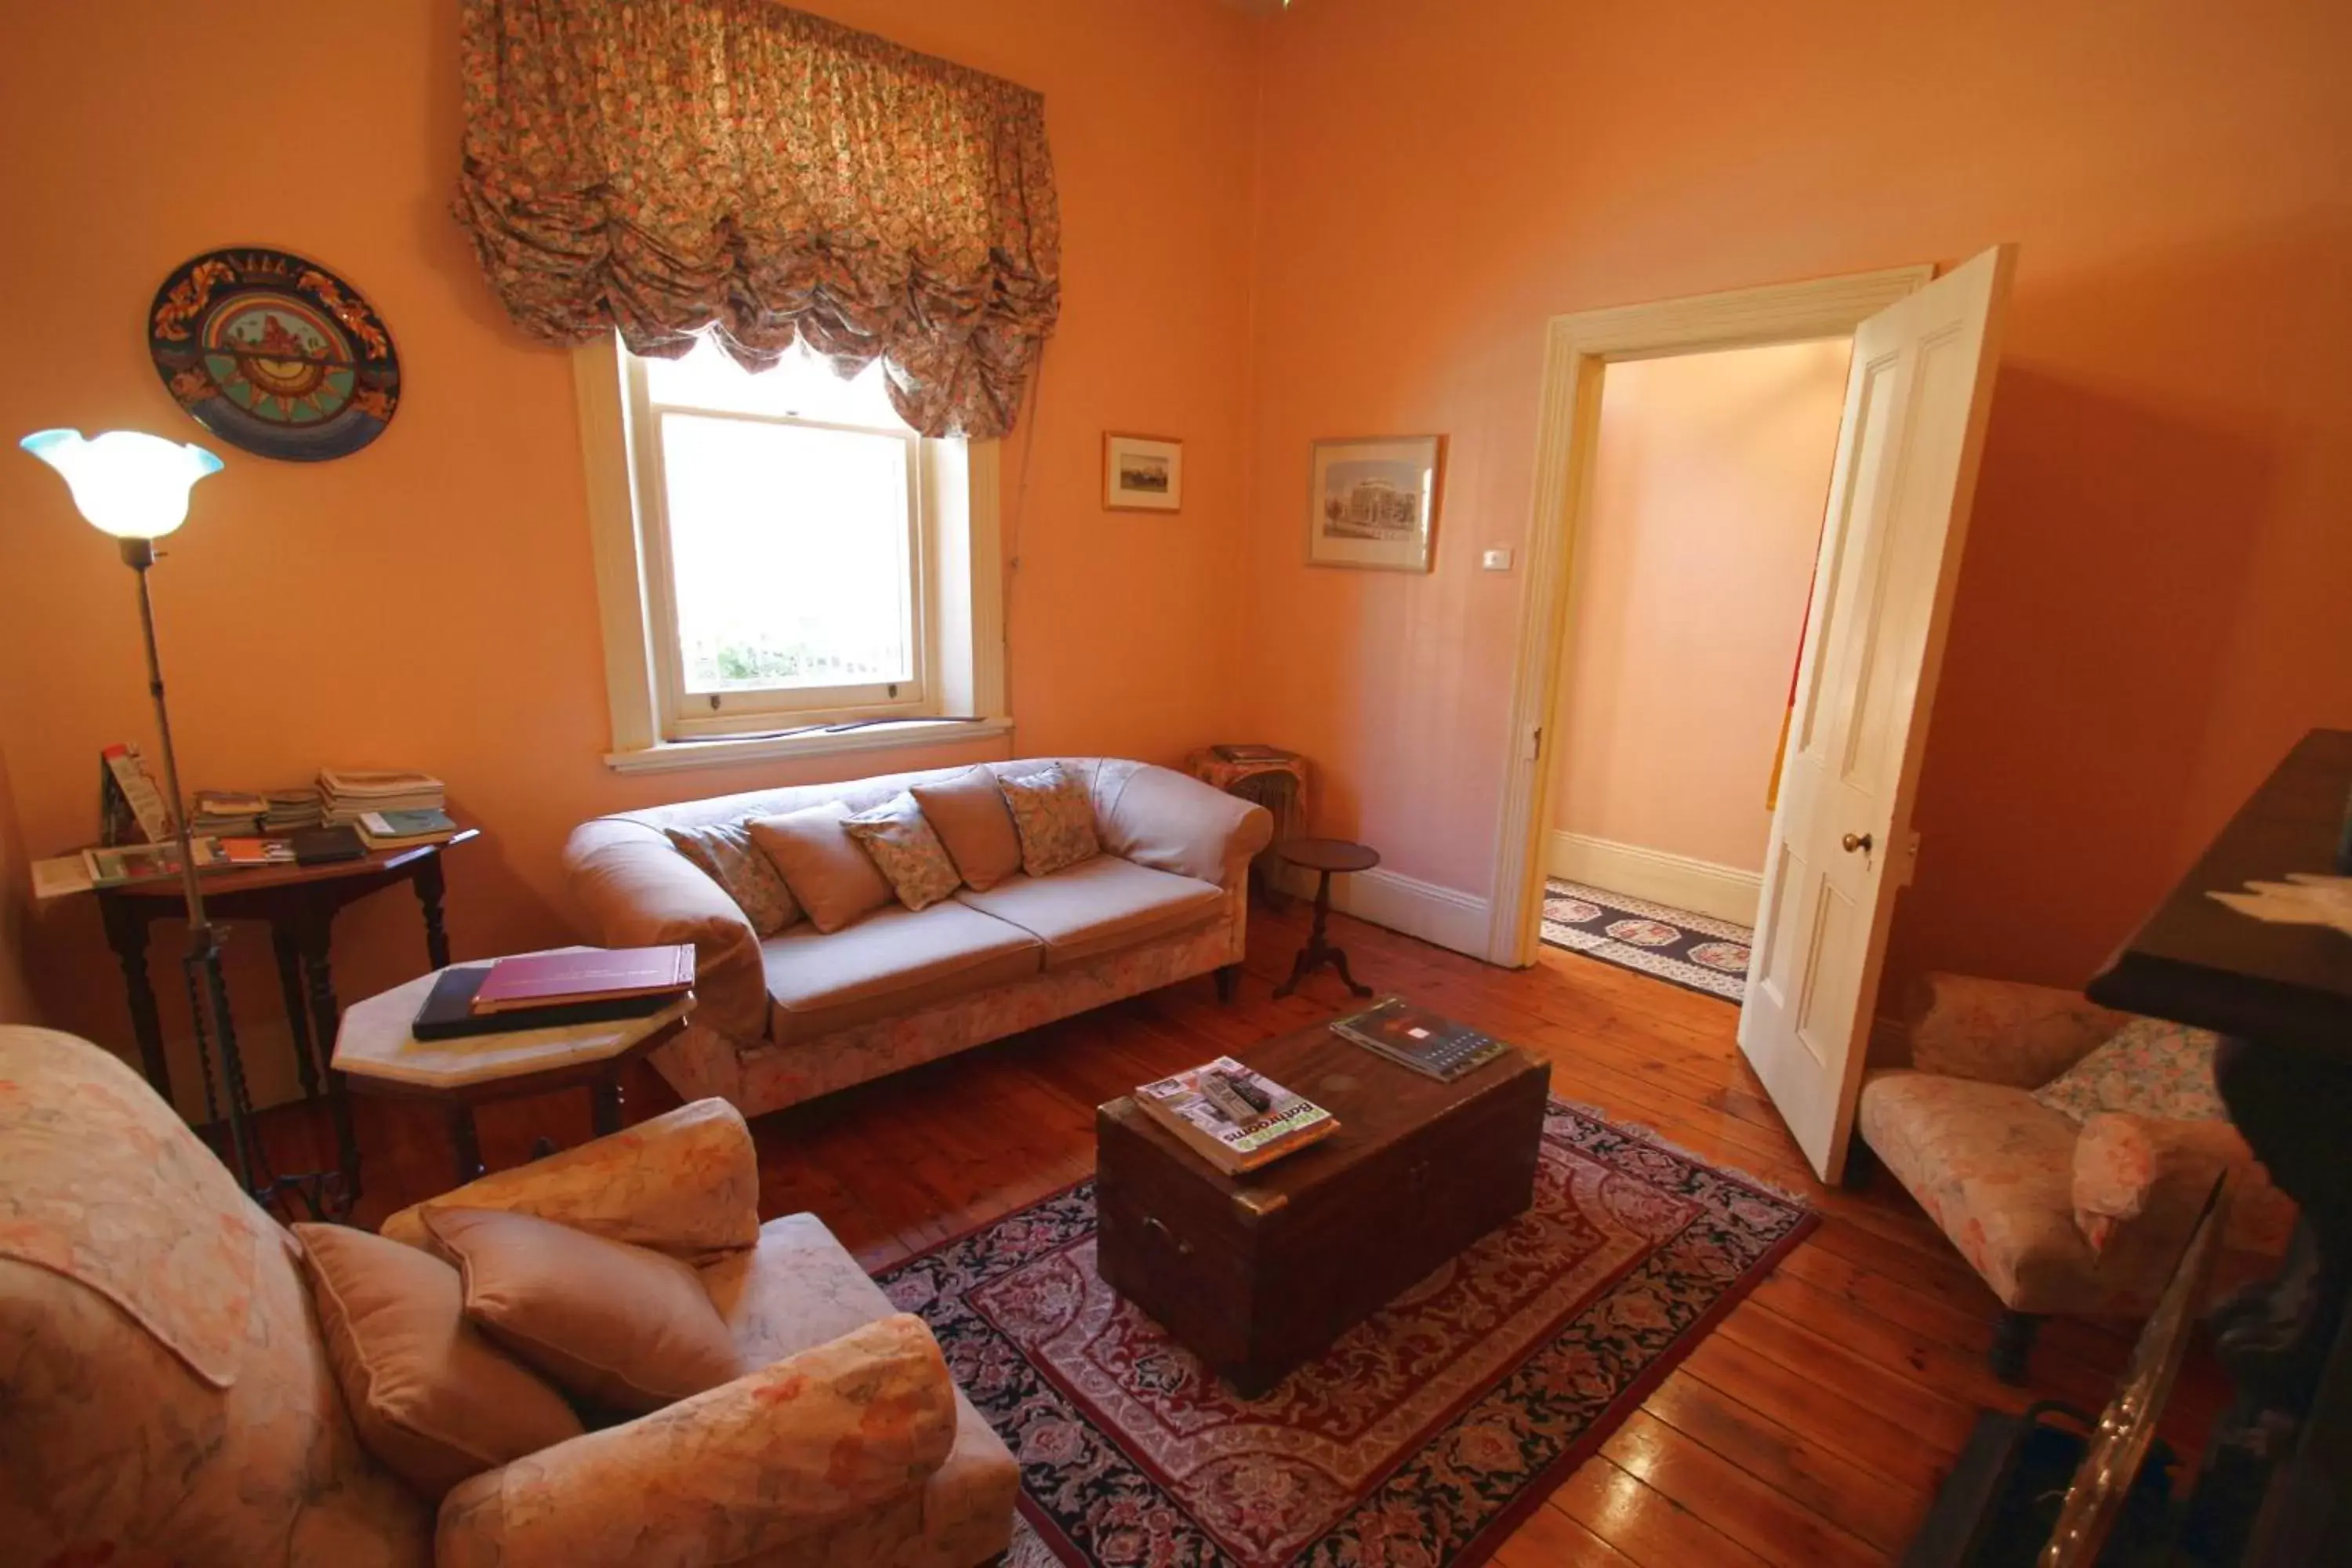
top-left (452, 0), bottom-right (1060, 437)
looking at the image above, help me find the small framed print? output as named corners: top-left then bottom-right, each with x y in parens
top-left (1104, 433), bottom-right (1182, 512)
top-left (1307, 435), bottom-right (1443, 572)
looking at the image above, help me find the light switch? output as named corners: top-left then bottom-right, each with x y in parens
top-left (1481, 547), bottom-right (1514, 572)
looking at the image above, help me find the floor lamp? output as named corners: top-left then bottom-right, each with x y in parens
top-left (18, 428), bottom-right (262, 1192)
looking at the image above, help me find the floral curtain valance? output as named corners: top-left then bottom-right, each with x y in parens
top-left (452, 0), bottom-right (1060, 438)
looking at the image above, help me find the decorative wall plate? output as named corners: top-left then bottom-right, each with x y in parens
top-left (148, 247), bottom-right (400, 462)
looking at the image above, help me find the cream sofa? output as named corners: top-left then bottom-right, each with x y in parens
top-left (0, 1025), bottom-right (1017, 1566)
top-left (565, 757), bottom-right (1272, 1117)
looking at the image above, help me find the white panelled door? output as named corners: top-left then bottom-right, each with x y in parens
top-left (1738, 245), bottom-right (2016, 1183)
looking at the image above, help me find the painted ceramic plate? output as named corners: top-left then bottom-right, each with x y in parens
top-left (148, 247), bottom-right (400, 462)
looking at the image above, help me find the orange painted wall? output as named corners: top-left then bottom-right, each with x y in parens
top-left (0, 746), bottom-right (33, 1025)
top-left (0, 0), bottom-right (1260, 1110)
top-left (1549, 342), bottom-right (1848, 876)
top-left (1239, 0), bottom-right (2352, 1001)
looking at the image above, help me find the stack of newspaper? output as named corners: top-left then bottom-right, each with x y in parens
top-left (319, 768), bottom-right (445, 825)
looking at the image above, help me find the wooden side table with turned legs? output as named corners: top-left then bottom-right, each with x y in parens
top-left (1272, 837), bottom-right (1380, 1000)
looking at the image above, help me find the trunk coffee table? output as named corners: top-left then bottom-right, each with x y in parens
top-left (1095, 1017), bottom-right (1549, 1396)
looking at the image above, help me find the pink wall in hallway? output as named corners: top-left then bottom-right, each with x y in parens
top-left (1549, 342), bottom-right (1849, 877)
top-left (1239, 0), bottom-right (2352, 1003)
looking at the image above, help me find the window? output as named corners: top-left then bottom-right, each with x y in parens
top-left (578, 333), bottom-right (1006, 770)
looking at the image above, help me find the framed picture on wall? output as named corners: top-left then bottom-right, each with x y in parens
top-left (1104, 433), bottom-right (1183, 511)
top-left (1307, 434), bottom-right (1443, 571)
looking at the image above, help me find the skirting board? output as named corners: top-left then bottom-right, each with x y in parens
top-left (1269, 862), bottom-right (1492, 961)
top-left (1545, 831), bottom-right (1762, 928)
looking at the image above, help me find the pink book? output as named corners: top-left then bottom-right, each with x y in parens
top-left (468, 945), bottom-right (695, 1015)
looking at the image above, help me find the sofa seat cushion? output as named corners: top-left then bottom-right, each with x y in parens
top-left (953, 855), bottom-right (1223, 968)
top-left (762, 902), bottom-right (1043, 1046)
top-left (1857, 1069), bottom-right (2096, 1313)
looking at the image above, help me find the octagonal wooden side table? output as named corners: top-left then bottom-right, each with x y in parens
top-left (333, 951), bottom-right (693, 1184)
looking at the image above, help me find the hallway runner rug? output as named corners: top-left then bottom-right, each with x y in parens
top-left (876, 1098), bottom-right (1815, 1568)
top-left (1541, 878), bottom-right (1755, 1003)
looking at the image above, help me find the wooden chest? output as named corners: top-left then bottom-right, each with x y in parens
top-left (1095, 1020), bottom-right (1550, 1396)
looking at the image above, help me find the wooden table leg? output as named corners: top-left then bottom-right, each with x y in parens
top-left (448, 1105), bottom-right (485, 1183)
top-left (99, 895), bottom-right (172, 1103)
top-left (592, 1070), bottom-right (626, 1138)
top-left (296, 919), bottom-right (361, 1203)
top-left (414, 853), bottom-right (451, 971)
top-left (1274, 869), bottom-right (1374, 1000)
top-left (270, 924), bottom-right (323, 1102)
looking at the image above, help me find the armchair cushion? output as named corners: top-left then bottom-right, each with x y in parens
top-left (434, 1313), bottom-right (960, 1568)
top-left (1904, 971), bottom-right (2132, 1088)
top-left (2032, 1017), bottom-right (2227, 1125)
top-left (420, 1207), bottom-right (742, 1414)
top-left (380, 1098), bottom-right (759, 1265)
top-left (294, 1222), bottom-right (584, 1501)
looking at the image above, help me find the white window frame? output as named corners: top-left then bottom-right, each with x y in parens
top-left (574, 334), bottom-right (1009, 774)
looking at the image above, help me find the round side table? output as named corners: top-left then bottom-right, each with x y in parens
top-left (1271, 837), bottom-right (1380, 1000)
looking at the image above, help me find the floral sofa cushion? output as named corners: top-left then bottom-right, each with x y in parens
top-left (2031, 1017), bottom-right (2227, 1125)
top-left (996, 762), bottom-right (1101, 877)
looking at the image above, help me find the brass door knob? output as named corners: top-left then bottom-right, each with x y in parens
top-left (1842, 832), bottom-right (1874, 854)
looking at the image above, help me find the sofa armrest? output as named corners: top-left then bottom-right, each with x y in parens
top-left (564, 818), bottom-right (768, 1045)
top-left (1904, 972), bottom-right (2132, 1088)
top-left (435, 1315), bottom-right (957, 1568)
top-left (1094, 760), bottom-right (1274, 887)
top-left (380, 1098), bottom-right (759, 1263)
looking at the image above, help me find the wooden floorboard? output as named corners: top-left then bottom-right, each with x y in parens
top-left (247, 898), bottom-right (2225, 1566)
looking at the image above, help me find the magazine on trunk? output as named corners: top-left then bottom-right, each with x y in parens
top-left (1133, 1056), bottom-right (1338, 1174)
top-left (1330, 996), bottom-right (1511, 1081)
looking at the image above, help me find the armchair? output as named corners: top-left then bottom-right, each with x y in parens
top-left (1856, 975), bottom-right (2294, 1383)
top-left (0, 1024), bottom-right (1017, 1567)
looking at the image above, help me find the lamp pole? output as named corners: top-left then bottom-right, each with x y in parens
top-left (119, 535), bottom-right (260, 1192)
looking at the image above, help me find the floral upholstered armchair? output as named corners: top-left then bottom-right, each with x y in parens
top-left (0, 1025), bottom-right (1017, 1567)
top-left (1857, 974), bottom-right (2293, 1383)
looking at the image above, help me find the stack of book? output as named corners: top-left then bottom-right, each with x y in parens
top-left (263, 786), bottom-right (325, 832)
top-left (190, 789), bottom-right (268, 836)
top-left (320, 769), bottom-right (456, 848)
top-left (412, 944), bottom-right (695, 1040)
top-left (1133, 1056), bottom-right (1338, 1174)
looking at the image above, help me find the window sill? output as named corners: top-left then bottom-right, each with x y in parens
top-left (603, 717), bottom-right (1013, 776)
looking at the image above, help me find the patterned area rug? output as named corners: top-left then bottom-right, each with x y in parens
top-left (1541, 879), bottom-right (1755, 1003)
top-left (877, 1099), bottom-right (1814, 1567)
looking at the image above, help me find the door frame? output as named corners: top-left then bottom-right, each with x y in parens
top-left (1483, 264), bottom-right (1935, 967)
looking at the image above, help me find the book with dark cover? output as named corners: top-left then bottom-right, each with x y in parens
top-left (470, 944), bottom-right (695, 1014)
top-left (291, 824), bottom-right (368, 864)
top-left (413, 965), bottom-right (677, 1040)
top-left (1330, 996), bottom-right (1511, 1081)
